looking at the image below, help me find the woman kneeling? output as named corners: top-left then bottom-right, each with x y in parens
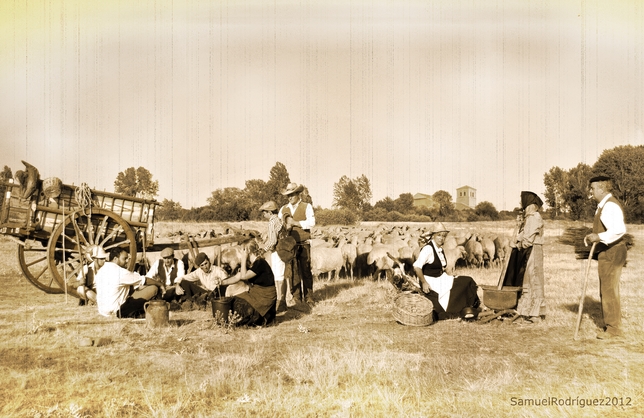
top-left (218, 241), bottom-right (277, 326)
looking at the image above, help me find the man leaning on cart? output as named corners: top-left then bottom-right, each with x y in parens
top-left (95, 247), bottom-right (165, 318)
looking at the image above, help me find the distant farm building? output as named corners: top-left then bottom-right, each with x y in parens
top-left (413, 193), bottom-right (439, 210)
top-left (456, 185), bottom-right (476, 209)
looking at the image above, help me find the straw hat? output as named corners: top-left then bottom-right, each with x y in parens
top-left (430, 222), bottom-right (449, 234)
top-left (92, 246), bottom-right (108, 259)
top-left (281, 182), bottom-right (304, 195)
top-left (259, 201), bottom-right (278, 212)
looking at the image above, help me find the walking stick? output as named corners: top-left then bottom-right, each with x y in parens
top-left (574, 241), bottom-right (597, 340)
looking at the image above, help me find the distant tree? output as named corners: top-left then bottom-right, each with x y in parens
top-left (543, 166), bottom-right (567, 218)
top-left (475, 201), bottom-right (499, 220)
top-left (266, 162), bottom-right (291, 206)
top-left (332, 175), bottom-right (372, 212)
top-left (394, 193), bottom-right (415, 214)
top-left (432, 190), bottom-right (454, 218)
top-left (207, 187), bottom-right (251, 221)
top-left (592, 145), bottom-right (644, 222)
top-left (114, 167), bottom-right (159, 199)
top-left (374, 196), bottom-right (395, 212)
top-left (155, 199), bottom-right (185, 221)
top-left (244, 179), bottom-right (269, 206)
top-left (563, 163), bottom-right (594, 220)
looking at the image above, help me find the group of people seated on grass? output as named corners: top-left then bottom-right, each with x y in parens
top-left (73, 182), bottom-right (318, 326)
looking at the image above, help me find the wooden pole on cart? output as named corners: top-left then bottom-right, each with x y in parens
top-left (574, 241), bottom-right (597, 340)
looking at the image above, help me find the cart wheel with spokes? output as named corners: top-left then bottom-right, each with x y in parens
top-left (47, 208), bottom-right (138, 296)
top-left (17, 240), bottom-right (64, 294)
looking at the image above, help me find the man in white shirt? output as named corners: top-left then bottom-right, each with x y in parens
top-left (585, 175), bottom-right (627, 340)
top-left (278, 183), bottom-right (316, 306)
top-left (96, 247), bottom-right (164, 318)
top-left (176, 252), bottom-right (230, 305)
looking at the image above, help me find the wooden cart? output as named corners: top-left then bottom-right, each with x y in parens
top-left (0, 168), bottom-right (255, 299)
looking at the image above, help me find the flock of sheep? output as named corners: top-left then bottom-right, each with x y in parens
top-left (308, 223), bottom-right (513, 281)
top-left (145, 223), bottom-right (515, 281)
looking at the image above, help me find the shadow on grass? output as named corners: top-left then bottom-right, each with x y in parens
top-left (171, 319), bottom-right (196, 327)
top-left (563, 296), bottom-right (604, 328)
top-left (312, 280), bottom-right (365, 302)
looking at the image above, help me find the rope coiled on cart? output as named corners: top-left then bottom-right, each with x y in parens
top-left (75, 183), bottom-right (93, 216)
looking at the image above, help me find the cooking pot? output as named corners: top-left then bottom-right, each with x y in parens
top-left (480, 285), bottom-right (522, 310)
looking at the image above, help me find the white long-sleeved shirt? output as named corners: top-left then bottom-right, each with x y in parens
top-left (178, 265), bottom-right (227, 291)
top-left (596, 193), bottom-right (626, 245)
top-left (279, 200), bottom-right (316, 230)
top-left (95, 262), bottom-right (145, 317)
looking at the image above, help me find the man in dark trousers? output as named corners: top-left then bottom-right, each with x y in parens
top-left (279, 183), bottom-right (316, 306)
top-left (585, 175), bottom-right (627, 340)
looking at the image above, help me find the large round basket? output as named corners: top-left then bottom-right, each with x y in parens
top-left (393, 293), bottom-right (434, 326)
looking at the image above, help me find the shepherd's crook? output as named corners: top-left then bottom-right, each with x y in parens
top-left (574, 241), bottom-right (597, 340)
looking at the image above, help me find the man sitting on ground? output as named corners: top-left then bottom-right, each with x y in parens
top-left (175, 252), bottom-right (228, 309)
top-left (95, 247), bottom-right (164, 318)
top-left (145, 247), bottom-right (190, 304)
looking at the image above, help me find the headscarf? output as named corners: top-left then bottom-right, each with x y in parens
top-left (520, 191), bottom-right (543, 210)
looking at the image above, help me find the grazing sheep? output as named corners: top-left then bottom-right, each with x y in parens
top-left (339, 235), bottom-right (358, 281)
top-left (481, 235), bottom-right (497, 267)
top-left (356, 237), bottom-right (374, 278)
top-left (494, 235), bottom-right (511, 263)
top-left (464, 235), bottom-right (484, 267)
top-left (443, 245), bottom-right (467, 275)
top-left (311, 247), bottom-right (344, 281)
top-left (367, 244), bottom-right (399, 281)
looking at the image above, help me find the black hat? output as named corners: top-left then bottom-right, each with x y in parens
top-left (589, 175), bottom-right (611, 184)
top-left (520, 191), bottom-right (543, 210)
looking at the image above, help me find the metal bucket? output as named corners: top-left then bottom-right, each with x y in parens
top-left (211, 297), bottom-right (233, 322)
top-left (144, 300), bottom-right (170, 327)
top-left (480, 285), bottom-right (522, 310)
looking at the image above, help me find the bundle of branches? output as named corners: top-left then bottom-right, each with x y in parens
top-left (559, 226), bottom-right (635, 262)
top-left (391, 270), bottom-right (421, 293)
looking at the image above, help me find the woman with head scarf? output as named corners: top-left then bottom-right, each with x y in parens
top-left (412, 223), bottom-right (481, 321)
top-left (505, 191), bottom-right (546, 323)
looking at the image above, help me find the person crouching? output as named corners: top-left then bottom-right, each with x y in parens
top-left (95, 247), bottom-right (164, 318)
top-left (216, 241), bottom-right (277, 327)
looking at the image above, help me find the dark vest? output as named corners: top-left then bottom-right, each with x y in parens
top-left (421, 242), bottom-right (444, 278)
top-left (281, 201), bottom-right (311, 243)
top-left (157, 259), bottom-right (178, 285)
top-left (592, 195), bottom-right (625, 254)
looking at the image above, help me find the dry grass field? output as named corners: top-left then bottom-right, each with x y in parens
top-left (0, 220), bottom-right (643, 417)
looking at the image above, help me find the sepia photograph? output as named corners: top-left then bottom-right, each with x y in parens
top-left (1, 1), bottom-right (643, 416)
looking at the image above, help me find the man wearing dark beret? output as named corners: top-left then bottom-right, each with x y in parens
top-left (585, 175), bottom-right (627, 340)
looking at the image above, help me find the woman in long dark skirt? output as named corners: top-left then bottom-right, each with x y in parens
top-left (217, 241), bottom-right (277, 326)
top-left (413, 223), bottom-right (481, 320)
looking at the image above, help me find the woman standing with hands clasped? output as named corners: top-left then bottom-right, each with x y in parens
top-left (511, 191), bottom-right (546, 324)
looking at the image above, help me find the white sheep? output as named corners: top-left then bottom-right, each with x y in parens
top-left (311, 247), bottom-right (344, 281)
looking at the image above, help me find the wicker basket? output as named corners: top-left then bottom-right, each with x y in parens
top-left (393, 293), bottom-right (434, 326)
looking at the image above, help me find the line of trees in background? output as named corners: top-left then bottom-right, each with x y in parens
top-left (543, 145), bottom-right (644, 223)
top-left (3, 144), bottom-right (642, 226)
top-left (153, 163), bottom-right (513, 225)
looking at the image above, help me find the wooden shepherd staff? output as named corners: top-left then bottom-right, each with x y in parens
top-left (574, 241), bottom-right (597, 340)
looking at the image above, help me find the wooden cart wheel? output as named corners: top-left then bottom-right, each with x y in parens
top-left (47, 208), bottom-right (138, 297)
top-left (17, 241), bottom-right (64, 294)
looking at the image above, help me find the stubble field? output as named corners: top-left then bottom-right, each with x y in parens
top-left (0, 220), bottom-right (643, 417)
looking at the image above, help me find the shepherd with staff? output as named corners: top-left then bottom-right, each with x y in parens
top-left (585, 175), bottom-right (627, 340)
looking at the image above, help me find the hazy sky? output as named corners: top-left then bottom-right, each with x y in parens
top-left (1, 0), bottom-right (643, 211)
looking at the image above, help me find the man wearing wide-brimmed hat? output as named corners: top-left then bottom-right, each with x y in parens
top-left (585, 175), bottom-right (627, 340)
top-left (279, 182), bottom-right (316, 306)
top-left (413, 222), bottom-right (481, 320)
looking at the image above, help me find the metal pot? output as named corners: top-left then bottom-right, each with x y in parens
top-left (480, 285), bottom-right (522, 310)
